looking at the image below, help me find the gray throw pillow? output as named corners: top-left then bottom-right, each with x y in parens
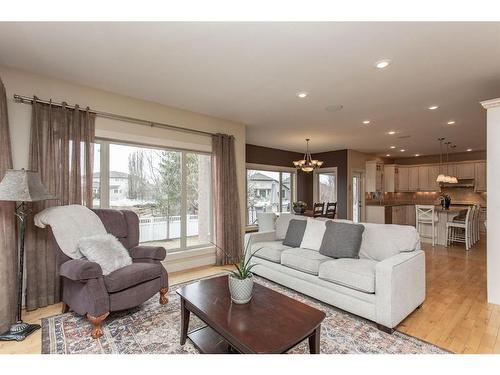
top-left (319, 221), bottom-right (365, 259)
top-left (77, 233), bottom-right (132, 275)
top-left (282, 219), bottom-right (308, 247)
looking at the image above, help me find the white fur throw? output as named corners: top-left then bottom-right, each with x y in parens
top-left (77, 234), bottom-right (132, 275)
top-left (34, 205), bottom-right (107, 259)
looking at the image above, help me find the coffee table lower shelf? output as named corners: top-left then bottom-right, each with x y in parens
top-left (188, 326), bottom-right (238, 354)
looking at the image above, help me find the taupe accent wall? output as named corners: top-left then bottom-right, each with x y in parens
top-left (246, 144), bottom-right (348, 219)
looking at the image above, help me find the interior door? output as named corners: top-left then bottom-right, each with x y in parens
top-left (352, 171), bottom-right (364, 223)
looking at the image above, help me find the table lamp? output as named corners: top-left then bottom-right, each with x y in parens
top-left (0, 169), bottom-right (56, 341)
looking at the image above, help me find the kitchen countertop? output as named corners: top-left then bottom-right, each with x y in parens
top-left (366, 202), bottom-right (486, 208)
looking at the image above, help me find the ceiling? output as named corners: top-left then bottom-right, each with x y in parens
top-left (0, 22), bottom-right (499, 156)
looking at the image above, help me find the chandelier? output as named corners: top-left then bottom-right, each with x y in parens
top-left (293, 138), bottom-right (323, 172)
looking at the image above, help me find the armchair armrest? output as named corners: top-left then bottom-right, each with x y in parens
top-left (375, 250), bottom-right (426, 328)
top-left (129, 245), bottom-right (167, 261)
top-left (60, 259), bottom-right (103, 281)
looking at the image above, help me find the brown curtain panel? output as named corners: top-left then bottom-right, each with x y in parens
top-left (26, 98), bottom-right (95, 310)
top-left (0, 78), bottom-right (17, 332)
top-left (212, 133), bottom-right (242, 265)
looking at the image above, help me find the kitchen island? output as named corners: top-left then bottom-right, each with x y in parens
top-left (366, 203), bottom-right (485, 246)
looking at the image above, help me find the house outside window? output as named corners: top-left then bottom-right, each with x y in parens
top-left (246, 166), bottom-right (295, 226)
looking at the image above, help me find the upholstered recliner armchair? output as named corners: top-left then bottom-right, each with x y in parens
top-left (36, 206), bottom-right (169, 339)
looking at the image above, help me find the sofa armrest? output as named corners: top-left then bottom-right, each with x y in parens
top-left (375, 250), bottom-right (426, 328)
top-left (60, 259), bottom-right (103, 281)
top-left (244, 230), bottom-right (277, 263)
top-left (129, 245), bottom-right (167, 261)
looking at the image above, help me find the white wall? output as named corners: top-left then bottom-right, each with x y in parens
top-left (483, 98), bottom-right (500, 305)
top-left (0, 65), bottom-right (247, 271)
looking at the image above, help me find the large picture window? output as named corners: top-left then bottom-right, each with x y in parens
top-left (314, 167), bottom-right (338, 204)
top-left (246, 167), bottom-right (295, 226)
top-left (94, 140), bottom-right (212, 252)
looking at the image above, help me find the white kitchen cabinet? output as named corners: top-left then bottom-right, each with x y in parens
top-left (418, 166), bottom-right (429, 191)
top-left (397, 166), bottom-right (409, 192)
top-left (427, 165), bottom-right (441, 191)
top-left (409, 167), bottom-right (419, 191)
top-left (366, 161), bottom-right (384, 192)
top-left (384, 165), bottom-right (398, 192)
top-left (456, 163), bottom-right (475, 179)
top-left (475, 162), bottom-right (487, 192)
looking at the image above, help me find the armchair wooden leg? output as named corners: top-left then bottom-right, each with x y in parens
top-left (62, 303), bottom-right (70, 313)
top-left (159, 287), bottom-right (169, 305)
top-left (87, 312), bottom-right (109, 339)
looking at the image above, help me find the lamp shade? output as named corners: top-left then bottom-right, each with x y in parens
top-left (0, 169), bottom-right (57, 202)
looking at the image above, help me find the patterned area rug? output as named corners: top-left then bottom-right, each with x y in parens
top-left (41, 275), bottom-right (448, 354)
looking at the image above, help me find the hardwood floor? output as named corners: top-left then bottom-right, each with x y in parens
top-left (1, 239), bottom-right (498, 354)
top-left (398, 237), bottom-right (500, 354)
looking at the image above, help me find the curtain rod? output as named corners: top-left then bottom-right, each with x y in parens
top-left (13, 94), bottom-right (215, 137)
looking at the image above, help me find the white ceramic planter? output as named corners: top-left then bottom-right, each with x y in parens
top-left (228, 274), bottom-right (254, 304)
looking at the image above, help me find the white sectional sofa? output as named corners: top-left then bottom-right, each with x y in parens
top-left (245, 213), bottom-right (425, 332)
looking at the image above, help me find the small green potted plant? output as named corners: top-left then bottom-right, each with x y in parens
top-left (292, 201), bottom-right (307, 214)
top-left (227, 240), bottom-right (261, 304)
top-left (211, 240), bottom-right (262, 304)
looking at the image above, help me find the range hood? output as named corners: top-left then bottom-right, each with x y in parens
top-left (441, 178), bottom-right (475, 188)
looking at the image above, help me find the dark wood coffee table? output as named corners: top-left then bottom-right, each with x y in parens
top-left (176, 275), bottom-right (326, 354)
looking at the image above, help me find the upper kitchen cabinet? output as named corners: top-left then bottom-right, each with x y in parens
top-left (397, 166), bottom-right (409, 192)
top-left (455, 163), bottom-right (475, 179)
top-left (475, 162), bottom-right (487, 192)
top-left (418, 165), bottom-right (440, 191)
top-left (418, 166), bottom-right (429, 191)
top-left (409, 167), bottom-right (419, 191)
top-left (366, 161), bottom-right (384, 192)
top-left (384, 164), bottom-right (398, 192)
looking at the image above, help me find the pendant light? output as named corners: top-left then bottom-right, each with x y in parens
top-left (449, 145), bottom-right (459, 183)
top-left (436, 137), bottom-right (446, 183)
top-left (293, 138), bottom-right (323, 172)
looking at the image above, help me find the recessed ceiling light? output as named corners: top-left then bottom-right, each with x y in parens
top-left (390, 145), bottom-right (396, 149)
top-left (414, 154), bottom-right (420, 157)
top-left (466, 148), bottom-right (472, 152)
top-left (400, 149), bottom-right (406, 152)
top-left (388, 131), bottom-right (396, 135)
top-left (363, 120), bottom-right (370, 124)
top-left (386, 154), bottom-right (391, 157)
top-left (296, 91), bottom-right (308, 98)
top-left (447, 120), bottom-right (455, 125)
top-left (428, 105), bottom-right (439, 110)
top-left (375, 59), bottom-right (391, 69)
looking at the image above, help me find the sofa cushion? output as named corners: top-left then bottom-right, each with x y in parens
top-left (319, 221), bottom-right (365, 259)
top-left (104, 262), bottom-right (161, 292)
top-left (282, 219), bottom-right (308, 247)
top-left (300, 218), bottom-right (327, 251)
top-left (358, 223), bottom-right (420, 261)
top-left (275, 213), bottom-right (307, 240)
top-left (281, 248), bottom-right (331, 275)
top-left (251, 241), bottom-right (291, 263)
top-left (318, 259), bottom-right (377, 293)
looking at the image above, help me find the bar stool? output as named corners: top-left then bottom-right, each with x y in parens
top-left (415, 205), bottom-right (438, 246)
top-left (446, 206), bottom-right (472, 250)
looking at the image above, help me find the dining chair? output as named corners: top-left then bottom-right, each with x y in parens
top-left (323, 202), bottom-right (337, 219)
top-left (313, 202), bottom-right (325, 218)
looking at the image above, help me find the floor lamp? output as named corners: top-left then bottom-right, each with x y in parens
top-left (0, 169), bottom-right (56, 341)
